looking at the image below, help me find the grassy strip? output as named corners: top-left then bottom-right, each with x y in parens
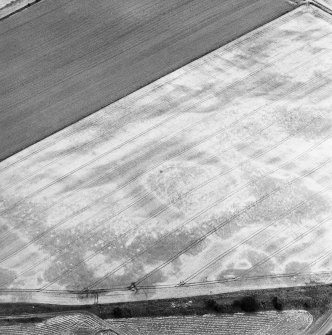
top-left (0, 283), bottom-right (331, 324)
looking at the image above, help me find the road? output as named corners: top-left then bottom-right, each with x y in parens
top-left (0, 0), bottom-right (294, 161)
top-left (306, 310), bottom-right (332, 335)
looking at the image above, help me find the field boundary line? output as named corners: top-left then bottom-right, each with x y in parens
top-left (1, 270), bottom-right (332, 293)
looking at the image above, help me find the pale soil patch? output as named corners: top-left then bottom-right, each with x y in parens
top-left (0, 6), bottom-right (331, 301)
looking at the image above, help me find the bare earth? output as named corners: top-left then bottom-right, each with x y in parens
top-left (0, 5), bottom-right (331, 305)
top-left (0, 0), bottom-right (293, 161)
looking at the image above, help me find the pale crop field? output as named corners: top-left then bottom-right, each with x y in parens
top-left (0, 6), bottom-right (331, 303)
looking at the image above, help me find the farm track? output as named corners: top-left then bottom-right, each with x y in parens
top-left (312, 0), bottom-right (332, 15)
top-left (0, 0), bottom-right (294, 161)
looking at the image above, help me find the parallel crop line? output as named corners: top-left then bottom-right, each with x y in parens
top-left (132, 159), bottom-right (331, 286)
top-left (1, 34), bottom-right (321, 180)
top-left (181, 186), bottom-right (331, 283)
top-left (236, 215), bottom-right (331, 280)
top-left (40, 120), bottom-right (294, 290)
top-left (0, 102), bottom-right (279, 248)
top-left (0, 1), bottom-right (301, 172)
top-left (1, 119), bottom-right (278, 287)
top-left (86, 138), bottom-right (330, 289)
top-left (1, 57), bottom-right (329, 249)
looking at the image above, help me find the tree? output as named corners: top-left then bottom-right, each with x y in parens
top-left (272, 297), bottom-right (283, 311)
top-left (205, 299), bottom-right (223, 313)
top-left (113, 306), bottom-right (132, 318)
top-left (238, 296), bottom-right (260, 313)
top-left (113, 307), bottom-right (123, 318)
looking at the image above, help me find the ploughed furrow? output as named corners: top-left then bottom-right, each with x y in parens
top-left (110, 310), bottom-right (313, 335)
top-left (0, 312), bottom-right (133, 335)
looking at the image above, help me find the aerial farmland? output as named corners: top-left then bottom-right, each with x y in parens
top-left (0, 0), bottom-right (293, 161)
top-left (0, 310), bottom-right (313, 334)
top-left (0, 3), bottom-right (331, 294)
top-left (0, 0), bottom-right (332, 334)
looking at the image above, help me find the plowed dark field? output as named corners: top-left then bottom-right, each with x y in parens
top-left (0, 0), bottom-right (293, 161)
